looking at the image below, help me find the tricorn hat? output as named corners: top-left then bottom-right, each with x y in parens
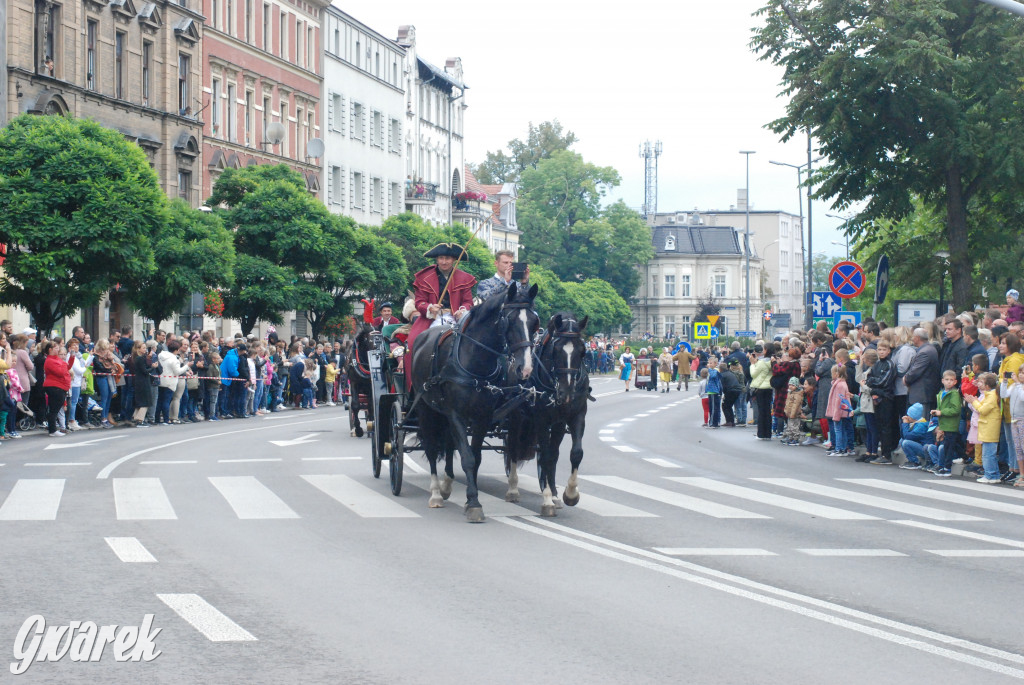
top-left (423, 242), bottom-right (466, 259)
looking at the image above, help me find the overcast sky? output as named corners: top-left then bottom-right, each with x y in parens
top-left (345, 0), bottom-right (850, 258)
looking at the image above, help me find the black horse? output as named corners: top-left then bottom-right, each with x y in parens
top-left (410, 283), bottom-right (539, 522)
top-left (346, 321), bottom-right (374, 437)
top-left (507, 312), bottom-right (590, 517)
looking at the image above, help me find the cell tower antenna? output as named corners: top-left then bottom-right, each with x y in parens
top-left (639, 140), bottom-right (663, 220)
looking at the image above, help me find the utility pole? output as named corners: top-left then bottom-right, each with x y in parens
top-left (740, 150), bottom-right (756, 332)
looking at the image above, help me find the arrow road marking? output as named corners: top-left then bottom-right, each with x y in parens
top-left (43, 435), bottom-right (129, 451)
top-left (269, 432), bottom-right (321, 447)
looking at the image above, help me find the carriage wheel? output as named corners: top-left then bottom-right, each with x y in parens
top-left (370, 412), bottom-right (382, 479)
top-left (389, 402), bottom-right (404, 496)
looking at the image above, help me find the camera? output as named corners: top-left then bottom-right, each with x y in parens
top-left (511, 262), bottom-right (527, 282)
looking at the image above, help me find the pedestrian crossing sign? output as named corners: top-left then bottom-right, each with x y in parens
top-left (694, 322), bottom-right (712, 339)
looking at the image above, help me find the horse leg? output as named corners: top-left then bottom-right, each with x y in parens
top-left (447, 413), bottom-right (484, 522)
top-left (421, 415), bottom-right (444, 508)
top-left (563, 413), bottom-right (586, 506)
top-left (541, 423), bottom-right (566, 516)
top-left (350, 387), bottom-right (364, 437)
top-left (440, 430), bottom-right (454, 500)
top-left (505, 459), bottom-right (520, 503)
top-left (538, 435), bottom-right (557, 518)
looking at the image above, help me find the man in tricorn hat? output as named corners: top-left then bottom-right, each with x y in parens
top-left (407, 243), bottom-right (477, 356)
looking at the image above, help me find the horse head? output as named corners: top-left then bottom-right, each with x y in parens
top-left (502, 283), bottom-right (540, 382)
top-left (543, 312), bottom-right (589, 405)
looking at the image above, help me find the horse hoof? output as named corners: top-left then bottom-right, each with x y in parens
top-left (349, 429), bottom-right (356, 437)
top-left (355, 427), bottom-right (364, 438)
top-left (465, 507), bottom-right (485, 523)
top-left (563, 492), bottom-right (580, 507)
top-left (504, 492), bottom-right (520, 503)
top-left (541, 504), bottom-right (557, 517)
top-left (440, 481), bottom-right (453, 500)
top-left (428, 496), bottom-right (444, 508)
top-left (554, 498), bottom-right (563, 509)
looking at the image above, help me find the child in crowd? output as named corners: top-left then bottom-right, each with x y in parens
top-left (826, 363), bottom-right (853, 456)
top-left (698, 368), bottom-right (710, 427)
top-left (962, 357), bottom-right (985, 473)
top-left (927, 370), bottom-right (962, 477)
top-left (781, 376), bottom-right (804, 445)
top-left (963, 372), bottom-right (1002, 483)
top-left (897, 402), bottom-right (933, 469)
top-left (300, 358), bottom-right (316, 409)
top-left (705, 357), bottom-right (723, 428)
top-left (855, 349), bottom-right (878, 462)
top-left (324, 359), bottom-right (339, 407)
top-left (1000, 365), bottom-right (1024, 487)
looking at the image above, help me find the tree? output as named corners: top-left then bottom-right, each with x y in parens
top-left (208, 164), bottom-right (337, 334)
top-left (0, 114), bottom-right (166, 335)
top-left (127, 200), bottom-right (235, 330)
top-left (563, 278), bottom-right (632, 334)
top-left (518, 151), bottom-right (652, 300)
top-left (752, 0), bottom-right (1024, 311)
top-left (471, 120), bottom-right (578, 184)
top-left (694, 289), bottom-right (723, 334)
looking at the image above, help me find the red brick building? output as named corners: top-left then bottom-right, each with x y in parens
top-left (200, 0), bottom-right (326, 199)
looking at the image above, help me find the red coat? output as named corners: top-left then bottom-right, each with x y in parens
top-left (408, 265), bottom-right (476, 353)
top-left (42, 354), bottom-right (74, 392)
top-left (372, 316), bottom-right (399, 330)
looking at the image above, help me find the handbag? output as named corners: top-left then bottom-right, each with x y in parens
top-left (186, 375), bottom-right (200, 390)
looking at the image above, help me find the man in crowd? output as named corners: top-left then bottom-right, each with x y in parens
top-left (902, 328), bottom-right (941, 414)
top-left (372, 303), bottom-right (399, 330)
top-left (940, 318), bottom-right (968, 380)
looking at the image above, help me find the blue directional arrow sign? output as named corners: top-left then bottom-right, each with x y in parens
top-left (834, 310), bottom-right (862, 328)
top-left (811, 291), bottom-right (843, 318)
top-left (875, 254), bottom-right (890, 304)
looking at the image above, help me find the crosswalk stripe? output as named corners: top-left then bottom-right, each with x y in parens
top-left (0, 479), bottom-right (64, 520)
top-left (654, 548), bottom-right (776, 556)
top-left (599, 436), bottom-right (617, 442)
top-left (208, 476), bottom-right (299, 519)
top-left (754, 478), bottom-right (987, 521)
top-left (890, 520), bottom-right (1024, 549)
top-left (839, 478), bottom-right (1024, 516)
top-left (582, 476), bottom-right (769, 519)
top-left (157, 594), bottom-right (257, 642)
top-left (645, 458), bottom-right (681, 469)
top-left (612, 445), bottom-right (639, 453)
top-left (668, 477), bottom-right (878, 520)
top-left (926, 550), bottom-right (1024, 558)
top-left (105, 537), bottom-right (157, 562)
top-left (513, 476), bottom-right (657, 518)
top-left (929, 480), bottom-right (1024, 501)
top-left (302, 475), bottom-right (419, 518)
top-left (404, 474), bottom-right (536, 517)
top-left (114, 478), bottom-right (177, 520)
top-left (798, 549), bottom-right (905, 557)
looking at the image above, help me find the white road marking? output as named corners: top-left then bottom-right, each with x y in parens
top-left (157, 594), bottom-right (257, 642)
top-left (404, 475), bottom-right (535, 517)
top-left (43, 435), bottom-right (128, 451)
top-left (645, 458), bottom-right (681, 469)
top-left (139, 460), bottom-right (198, 465)
top-left (582, 476), bottom-right (768, 519)
top-left (25, 462), bottom-right (92, 467)
top-left (891, 520), bottom-right (1024, 549)
top-left (669, 477), bottom-right (879, 520)
top-left (754, 478), bottom-right (987, 521)
top-left (598, 429), bottom-right (615, 434)
top-left (514, 476), bottom-right (657, 518)
top-left (218, 458), bottom-right (283, 463)
top-left (927, 550), bottom-right (1024, 558)
top-left (301, 456), bottom-right (361, 461)
top-left (105, 537), bottom-right (157, 563)
top-left (0, 479), bottom-right (64, 520)
top-left (599, 436), bottom-right (617, 442)
top-left (269, 433), bottom-right (321, 447)
top-left (840, 478), bottom-right (1024, 516)
top-left (654, 548), bottom-right (776, 556)
top-left (498, 517), bottom-right (1024, 678)
top-left (403, 456), bottom-right (427, 474)
top-left (302, 474), bottom-right (419, 518)
top-left (208, 476), bottom-right (299, 519)
top-left (930, 480), bottom-right (1024, 500)
top-left (621, 418), bottom-right (636, 422)
top-left (798, 549), bottom-right (905, 557)
top-left (612, 445), bottom-right (639, 453)
top-left (607, 423), bottom-right (623, 427)
top-left (635, 414), bottom-right (651, 417)
top-left (113, 478), bottom-right (177, 520)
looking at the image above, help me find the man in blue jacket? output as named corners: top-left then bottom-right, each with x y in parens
top-left (221, 342), bottom-right (239, 418)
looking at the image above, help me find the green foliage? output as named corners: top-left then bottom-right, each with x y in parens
top-left (528, 265), bottom-right (630, 334)
top-left (752, 0), bottom-right (1024, 311)
top-left (127, 200), bottom-right (235, 329)
top-left (694, 289), bottom-right (724, 333)
top-left (518, 151), bottom-right (651, 300)
top-left (0, 114), bottom-right (166, 334)
top-left (471, 120), bottom-right (578, 184)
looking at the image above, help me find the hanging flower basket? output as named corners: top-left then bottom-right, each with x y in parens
top-left (455, 190), bottom-right (488, 202)
top-left (204, 290), bottom-right (225, 317)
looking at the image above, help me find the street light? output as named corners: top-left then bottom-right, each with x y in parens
top-left (826, 213), bottom-right (853, 260)
top-left (935, 250), bottom-right (950, 315)
top-left (830, 240), bottom-right (849, 260)
top-left (740, 150), bottom-right (756, 332)
top-left (771, 155), bottom-right (821, 331)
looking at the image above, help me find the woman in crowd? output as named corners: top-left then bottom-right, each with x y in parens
top-left (41, 341), bottom-right (74, 437)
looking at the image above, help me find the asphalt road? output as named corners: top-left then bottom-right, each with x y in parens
top-left (3, 379), bottom-right (1024, 684)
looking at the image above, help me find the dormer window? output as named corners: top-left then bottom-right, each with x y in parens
top-left (665, 235), bottom-right (676, 251)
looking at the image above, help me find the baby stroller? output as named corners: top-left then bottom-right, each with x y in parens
top-left (15, 400), bottom-right (37, 432)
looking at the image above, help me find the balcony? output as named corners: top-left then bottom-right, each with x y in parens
top-left (452, 195), bottom-right (490, 222)
top-left (405, 180), bottom-right (437, 206)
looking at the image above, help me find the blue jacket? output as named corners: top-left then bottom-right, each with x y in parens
top-left (900, 402), bottom-right (933, 444)
top-left (221, 349), bottom-right (239, 387)
top-left (706, 367), bottom-right (722, 394)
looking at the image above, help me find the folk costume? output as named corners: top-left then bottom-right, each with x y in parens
top-left (407, 243), bottom-right (477, 356)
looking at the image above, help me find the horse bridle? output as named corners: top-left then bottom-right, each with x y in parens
top-left (450, 301), bottom-right (536, 381)
top-left (350, 330), bottom-right (372, 379)
top-left (534, 321), bottom-right (588, 392)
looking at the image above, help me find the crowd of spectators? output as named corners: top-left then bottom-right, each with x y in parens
top-left (0, 320), bottom-right (350, 438)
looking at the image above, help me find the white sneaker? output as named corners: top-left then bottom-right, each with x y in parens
top-left (48, 431), bottom-right (66, 437)
top-left (67, 422), bottom-right (81, 432)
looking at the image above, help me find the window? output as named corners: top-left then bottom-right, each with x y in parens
top-left (664, 316), bottom-right (676, 338)
top-left (280, 12), bottom-right (287, 57)
top-left (781, 221), bottom-right (789, 237)
top-left (351, 102), bottom-right (363, 140)
top-left (211, 78), bottom-right (221, 133)
top-left (375, 51), bottom-right (380, 77)
top-left (227, 83), bottom-right (236, 142)
top-left (114, 31), bottom-right (125, 99)
top-left (680, 274), bottom-right (691, 297)
top-left (245, 0), bottom-right (252, 42)
top-left (262, 95), bottom-right (270, 143)
top-left (391, 182), bottom-right (401, 214)
top-left (262, 3), bottom-right (269, 48)
top-left (795, 280), bottom-right (803, 296)
top-left (681, 316), bottom-right (691, 339)
top-left (390, 119), bottom-right (401, 152)
top-left (330, 165), bottom-right (342, 204)
top-left (307, 111), bottom-right (314, 144)
top-left (650, 275), bottom-right (658, 299)
top-left (653, 321), bottom-right (660, 337)
top-left (178, 53), bottom-right (191, 115)
top-left (355, 39), bottom-right (360, 68)
top-left (334, 28), bottom-right (339, 54)
top-left (664, 275), bottom-right (675, 298)
top-left (307, 27), bottom-right (313, 68)
top-left (714, 275), bottom-right (726, 298)
top-left (212, 0), bottom-right (218, 29)
top-left (142, 42), bottom-right (152, 106)
top-left (244, 90), bottom-right (253, 142)
top-left (781, 250), bottom-right (789, 267)
top-left (352, 172), bottom-right (363, 209)
top-left (36, 0), bottom-right (60, 77)
top-left (664, 235), bottom-right (676, 251)
top-left (178, 170), bottom-right (192, 203)
top-left (226, 0), bottom-right (233, 35)
top-left (296, 22), bottom-right (302, 67)
top-left (295, 106), bottom-right (303, 156)
top-left (372, 110), bottom-right (382, 147)
top-left (717, 317), bottom-right (728, 335)
top-left (331, 93), bottom-right (342, 131)
top-left (86, 20), bottom-right (97, 90)
top-left (371, 177), bottom-right (382, 213)
top-left (781, 279), bottom-right (789, 294)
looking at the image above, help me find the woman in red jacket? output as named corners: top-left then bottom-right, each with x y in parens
top-left (42, 340), bottom-right (74, 437)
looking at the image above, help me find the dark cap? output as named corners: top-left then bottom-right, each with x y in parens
top-left (424, 243), bottom-right (466, 259)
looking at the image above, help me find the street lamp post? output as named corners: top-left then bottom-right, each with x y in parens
top-left (935, 250), bottom-right (950, 316)
top-left (770, 153), bottom-right (821, 334)
top-left (830, 240), bottom-right (850, 260)
top-left (740, 150), bottom-right (756, 332)
top-left (826, 213), bottom-right (852, 260)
